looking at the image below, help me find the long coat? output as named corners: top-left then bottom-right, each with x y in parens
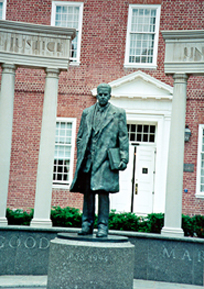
top-left (70, 103), bottom-right (129, 193)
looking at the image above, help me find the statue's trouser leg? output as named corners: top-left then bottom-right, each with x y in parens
top-left (97, 192), bottom-right (110, 234)
top-left (82, 192), bottom-right (95, 231)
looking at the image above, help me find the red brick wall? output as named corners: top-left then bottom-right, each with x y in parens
top-left (4, 0), bottom-right (204, 215)
top-left (183, 76), bottom-right (204, 216)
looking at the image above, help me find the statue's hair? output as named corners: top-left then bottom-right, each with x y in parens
top-left (97, 83), bottom-right (111, 94)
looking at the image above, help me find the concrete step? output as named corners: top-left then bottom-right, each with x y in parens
top-left (0, 276), bottom-right (203, 289)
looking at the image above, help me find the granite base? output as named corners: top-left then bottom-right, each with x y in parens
top-left (47, 233), bottom-right (135, 289)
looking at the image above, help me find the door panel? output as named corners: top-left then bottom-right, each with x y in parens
top-left (134, 146), bottom-right (155, 214)
top-left (110, 145), bottom-right (133, 212)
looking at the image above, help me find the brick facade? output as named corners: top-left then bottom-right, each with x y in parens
top-left (3, 0), bottom-right (204, 215)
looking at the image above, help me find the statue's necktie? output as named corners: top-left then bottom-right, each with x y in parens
top-left (94, 108), bottom-right (103, 131)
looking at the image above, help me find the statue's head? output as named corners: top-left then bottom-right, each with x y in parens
top-left (96, 83), bottom-right (111, 107)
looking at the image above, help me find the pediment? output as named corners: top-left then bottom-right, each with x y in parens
top-left (91, 70), bottom-right (173, 100)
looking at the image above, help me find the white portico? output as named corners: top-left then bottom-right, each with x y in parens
top-left (161, 30), bottom-right (204, 237)
top-left (92, 71), bottom-right (173, 215)
top-left (0, 20), bottom-right (75, 227)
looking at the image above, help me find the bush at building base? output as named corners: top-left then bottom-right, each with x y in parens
top-left (5, 207), bottom-right (204, 238)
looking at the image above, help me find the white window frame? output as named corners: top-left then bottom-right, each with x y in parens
top-left (51, 1), bottom-right (84, 66)
top-left (53, 117), bottom-right (76, 189)
top-left (0, 0), bottom-right (7, 20)
top-left (196, 124), bottom-right (204, 198)
top-left (124, 4), bottom-right (161, 69)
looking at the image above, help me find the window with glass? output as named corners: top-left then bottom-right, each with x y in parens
top-left (196, 125), bottom-right (204, 198)
top-left (0, 0), bottom-right (6, 20)
top-left (124, 5), bottom-right (161, 68)
top-left (51, 1), bottom-right (83, 64)
top-left (53, 118), bottom-right (76, 188)
top-left (127, 124), bottom-right (156, 143)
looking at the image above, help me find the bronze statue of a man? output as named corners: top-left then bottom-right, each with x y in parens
top-left (70, 83), bottom-right (129, 237)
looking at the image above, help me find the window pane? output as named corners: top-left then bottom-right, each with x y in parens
top-left (53, 159), bottom-right (70, 184)
top-left (137, 134), bottom-right (142, 142)
top-left (70, 31), bottom-right (78, 60)
top-left (150, 126), bottom-right (155, 133)
top-left (129, 33), bottom-right (155, 64)
top-left (144, 125), bottom-right (149, 133)
top-left (149, 134), bottom-right (155, 142)
top-left (143, 134), bottom-right (148, 142)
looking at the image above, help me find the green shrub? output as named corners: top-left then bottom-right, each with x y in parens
top-left (51, 206), bottom-right (82, 227)
top-left (182, 214), bottom-right (194, 237)
top-left (109, 210), bottom-right (140, 231)
top-left (146, 213), bottom-right (164, 234)
top-left (138, 216), bottom-right (151, 233)
top-left (5, 206), bottom-right (204, 238)
top-left (6, 208), bottom-right (33, 225)
top-left (192, 215), bottom-right (204, 238)
top-left (108, 212), bottom-right (164, 234)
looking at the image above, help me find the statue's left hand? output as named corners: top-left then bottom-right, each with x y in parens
top-left (118, 161), bottom-right (127, 171)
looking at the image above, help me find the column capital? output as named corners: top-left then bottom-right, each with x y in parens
top-left (1, 63), bottom-right (16, 74)
top-left (173, 73), bottom-right (189, 84)
top-left (45, 68), bottom-right (60, 79)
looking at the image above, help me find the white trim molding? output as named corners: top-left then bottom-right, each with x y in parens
top-left (196, 124), bottom-right (204, 198)
top-left (91, 70), bottom-right (173, 100)
top-left (0, 0), bottom-right (7, 20)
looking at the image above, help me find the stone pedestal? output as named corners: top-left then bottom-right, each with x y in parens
top-left (47, 233), bottom-right (135, 289)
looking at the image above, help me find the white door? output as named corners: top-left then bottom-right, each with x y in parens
top-left (110, 144), bottom-right (156, 214)
top-left (110, 144), bottom-right (134, 212)
top-left (134, 145), bottom-right (155, 214)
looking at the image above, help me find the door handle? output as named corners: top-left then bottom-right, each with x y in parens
top-left (135, 183), bottom-right (138, 195)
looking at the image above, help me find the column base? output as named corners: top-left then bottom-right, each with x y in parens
top-left (161, 226), bottom-right (184, 238)
top-left (30, 218), bottom-right (52, 228)
top-left (0, 217), bottom-right (8, 226)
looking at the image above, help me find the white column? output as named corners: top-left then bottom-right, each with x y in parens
top-left (0, 64), bottom-right (16, 226)
top-left (161, 73), bottom-right (188, 237)
top-left (31, 68), bottom-right (60, 228)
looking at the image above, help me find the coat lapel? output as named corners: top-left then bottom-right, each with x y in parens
top-left (98, 104), bottom-right (116, 135)
top-left (86, 104), bottom-right (96, 136)
top-left (85, 103), bottom-right (116, 137)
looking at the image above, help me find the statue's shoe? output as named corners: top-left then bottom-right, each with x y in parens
top-left (96, 223), bottom-right (108, 238)
top-left (78, 222), bottom-right (93, 235)
top-left (78, 229), bottom-right (93, 235)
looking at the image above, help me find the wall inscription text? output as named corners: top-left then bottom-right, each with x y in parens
top-left (163, 246), bottom-right (204, 262)
top-left (0, 235), bottom-right (50, 249)
top-left (0, 32), bottom-right (67, 57)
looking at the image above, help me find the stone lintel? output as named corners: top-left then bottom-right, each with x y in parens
top-left (0, 20), bottom-right (76, 70)
top-left (162, 30), bottom-right (204, 76)
top-left (162, 30), bottom-right (204, 40)
top-left (0, 20), bottom-right (76, 39)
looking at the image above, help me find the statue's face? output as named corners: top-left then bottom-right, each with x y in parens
top-left (97, 87), bottom-right (111, 107)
